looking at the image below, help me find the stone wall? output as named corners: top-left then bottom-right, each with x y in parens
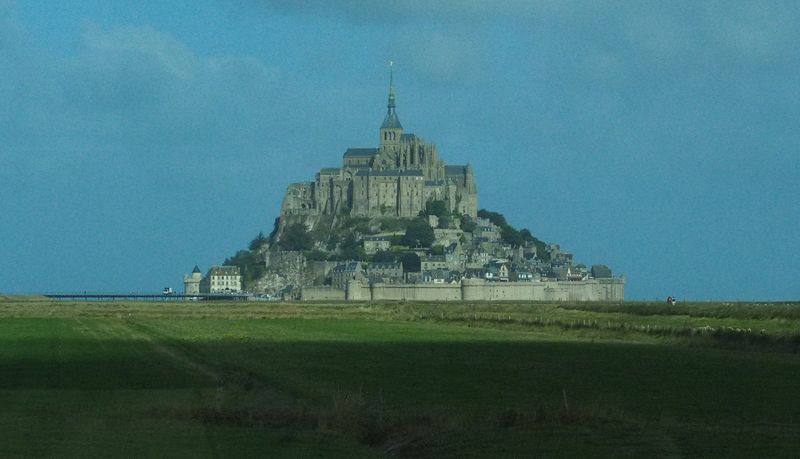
top-left (370, 283), bottom-right (462, 302)
top-left (330, 278), bottom-right (624, 302)
top-left (345, 279), bottom-right (371, 300)
top-left (300, 286), bottom-right (346, 301)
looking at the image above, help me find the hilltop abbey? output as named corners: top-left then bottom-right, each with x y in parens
top-left (233, 68), bottom-right (625, 302)
top-left (280, 69), bottom-right (478, 220)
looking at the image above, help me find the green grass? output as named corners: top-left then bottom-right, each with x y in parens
top-left (0, 300), bottom-right (799, 457)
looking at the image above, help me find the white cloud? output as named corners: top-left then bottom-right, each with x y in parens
top-left (1, 19), bottom-right (280, 167)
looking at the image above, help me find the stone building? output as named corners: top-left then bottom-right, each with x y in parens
top-left (365, 261), bottom-right (403, 284)
top-left (279, 69), bottom-right (477, 222)
top-left (183, 265), bottom-right (202, 295)
top-left (362, 236), bottom-right (392, 255)
top-left (331, 261), bottom-right (363, 290)
top-left (200, 266), bottom-right (242, 293)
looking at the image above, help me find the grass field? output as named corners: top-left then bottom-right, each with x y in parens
top-left (0, 299), bottom-right (798, 457)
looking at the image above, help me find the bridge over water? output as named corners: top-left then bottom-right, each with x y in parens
top-left (44, 293), bottom-right (252, 301)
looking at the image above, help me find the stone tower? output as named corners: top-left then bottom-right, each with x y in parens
top-left (183, 265), bottom-right (202, 295)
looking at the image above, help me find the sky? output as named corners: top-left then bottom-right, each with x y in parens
top-left (1, 0), bottom-right (798, 300)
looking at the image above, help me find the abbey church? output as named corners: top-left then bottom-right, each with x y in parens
top-left (280, 71), bottom-right (478, 220)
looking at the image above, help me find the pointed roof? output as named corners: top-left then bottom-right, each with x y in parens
top-left (192, 265), bottom-right (201, 274)
top-left (381, 62), bottom-right (403, 130)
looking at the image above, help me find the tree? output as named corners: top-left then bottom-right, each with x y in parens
top-left (430, 245), bottom-right (444, 256)
top-left (399, 252), bottom-right (421, 272)
top-left (438, 216), bottom-right (450, 229)
top-left (305, 250), bottom-right (328, 261)
top-left (477, 209), bottom-right (507, 227)
top-left (279, 223), bottom-right (313, 251)
top-left (591, 264), bottom-right (612, 278)
top-left (372, 250), bottom-right (396, 263)
top-left (424, 200), bottom-right (448, 218)
top-left (460, 215), bottom-right (477, 233)
top-left (500, 224), bottom-right (524, 247)
top-left (224, 249), bottom-right (265, 289)
top-left (339, 233), bottom-right (366, 260)
top-left (401, 218), bottom-right (435, 248)
top-left (249, 232), bottom-right (268, 251)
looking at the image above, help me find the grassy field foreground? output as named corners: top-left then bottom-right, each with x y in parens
top-left (0, 299), bottom-right (798, 457)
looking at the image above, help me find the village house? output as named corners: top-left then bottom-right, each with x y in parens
top-left (362, 236), bottom-right (392, 255)
top-left (365, 261), bottom-right (403, 284)
top-left (331, 261), bottom-right (363, 290)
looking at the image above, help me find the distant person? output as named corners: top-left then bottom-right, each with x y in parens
top-left (667, 296), bottom-right (674, 305)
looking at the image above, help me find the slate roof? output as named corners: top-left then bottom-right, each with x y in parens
top-left (319, 167), bottom-right (341, 174)
top-left (445, 165), bottom-right (468, 176)
top-left (366, 261), bottom-right (402, 270)
top-left (381, 110), bottom-right (403, 129)
top-left (355, 169), bottom-right (424, 177)
top-left (332, 261), bottom-right (361, 273)
top-left (343, 148), bottom-right (378, 158)
top-left (192, 265), bottom-right (201, 274)
top-left (208, 266), bottom-right (240, 276)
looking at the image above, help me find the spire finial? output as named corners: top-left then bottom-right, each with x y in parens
top-left (380, 61), bottom-right (402, 131)
top-left (388, 60), bottom-right (396, 109)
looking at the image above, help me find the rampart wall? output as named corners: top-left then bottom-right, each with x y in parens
top-left (370, 283), bottom-right (462, 302)
top-left (300, 286), bottom-right (346, 301)
top-left (302, 278), bottom-right (624, 301)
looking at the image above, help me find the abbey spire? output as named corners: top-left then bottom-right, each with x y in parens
top-left (380, 61), bottom-right (403, 144)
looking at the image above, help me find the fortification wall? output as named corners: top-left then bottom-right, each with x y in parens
top-left (338, 278), bottom-right (624, 302)
top-left (370, 283), bottom-right (462, 302)
top-left (301, 286), bottom-right (346, 301)
top-left (346, 279), bottom-right (371, 300)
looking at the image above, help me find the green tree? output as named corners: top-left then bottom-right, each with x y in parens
top-left (460, 214), bottom-right (477, 233)
top-left (339, 233), bottom-right (366, 260)
top-left (305, 250), bottom-right (328, 261)
top-left (477, 209), bottom-right (507, 227)
top-left (279, 223), bottom-right (313, 251)
top-left (372, 250), bottom-right (396, 263)
top-left (500, 224), bottom-right (524, 247)
top-left (402, 218), bottom-right (435, 248)
top-left (248, 232), bottom-right (268, 251)
top-left (399, 252), bottom-right (421, 272)
top-left (424, 200), bottom-right (448, 218)
top-left (223, 249), bottom-right (265, 289)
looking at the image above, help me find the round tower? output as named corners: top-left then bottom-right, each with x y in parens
top-left (183, 265), bottom-right (202, 295)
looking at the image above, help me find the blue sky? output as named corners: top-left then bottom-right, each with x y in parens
top-left (1, 1), bottom-right (798, 300)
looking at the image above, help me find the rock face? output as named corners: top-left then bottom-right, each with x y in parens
top-left (254, 251), bottom-right (312, 296)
